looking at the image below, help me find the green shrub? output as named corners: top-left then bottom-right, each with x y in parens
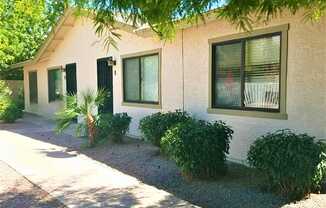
top-left (96, 113), bottom-right (132, 143)
top-left (139, 110), bottom-right (191, 146)
top-left (0, 81), bottom-right (23, 123)
top-left (161, 119), bottom-right (233, 178)
top-left (0, 80), bottom-right (11, 98)
top-left (95, 115), bottom-right (110, 143)
top-left (247, 129), bottom-right (326, 199)
top-left (0, 97), bottom-right (22, 123)
top-left (13, 86), bottom-right (24, 113)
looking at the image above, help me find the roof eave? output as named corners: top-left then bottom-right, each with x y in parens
top-left (10, 9), bottom-right (221, 69)
top-left (9, 60), bottom-right (33, 69)
top-left (33, 8), bottom-right (75, 63)
top-left (9, 9), bottom-right (75, 69)
top-left (134, 9), bottom-right (220, 37)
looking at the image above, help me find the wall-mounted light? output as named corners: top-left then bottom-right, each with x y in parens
top-left (107, 57), bottom-right (117, 66)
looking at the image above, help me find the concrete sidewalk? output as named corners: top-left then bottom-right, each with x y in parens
top-left (0, 116), bottom-right (197, 208)
top-left (0, 160), bottom-right (65, 208)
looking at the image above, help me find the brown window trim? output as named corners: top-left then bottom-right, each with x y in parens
top-left (121, 50), bottom-right (161, 107)
top-left (211, 32), bottom-right (282, 112)
top-left (208, 24), bottom-right (289, 119)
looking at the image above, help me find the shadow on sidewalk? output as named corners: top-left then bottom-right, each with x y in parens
top-left (0, 161), bottom-right (65, 208)
top-left (0, 114), bottom-right (295, 208)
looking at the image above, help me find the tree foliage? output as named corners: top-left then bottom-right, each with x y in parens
top-left (72, 0), bottom-right (326, 46)
top-left (0, 80), bottom-right (23, 122)
top-left (2, 0), bottom-right (325, 71)
top-left (0, 0), bottom-right (67, 79)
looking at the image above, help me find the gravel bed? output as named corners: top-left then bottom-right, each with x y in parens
top-left (80, 138), bottom-right (287, 208)
top-left (23, 130), bottom-right (322, 208)
top-left (1, 115), bottom-right (325, 208)
top-left (83, 138), bottom-right (326, 208)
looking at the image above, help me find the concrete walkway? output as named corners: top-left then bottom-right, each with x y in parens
top-left (0, 115), bottom-right (197, 208)
top-left (0, 161), bottom-right (65, 208)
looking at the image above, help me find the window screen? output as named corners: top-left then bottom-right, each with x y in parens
top-left (212, 33), bottom-right (281, 111)
top-left (123, 54), bottom-right (159, 104)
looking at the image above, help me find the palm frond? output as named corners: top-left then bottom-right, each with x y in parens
top-left (76, 122), bottom-right (88, 137)
top-left (95, 88), bottom-right (108, 107)
top-left (55, 94), bottom-right (79, 133)
top-left (55, 88), bottom-right (111, 146)
top-left (55, 108), bottom-right (79, 133)
top-left (79, 89), bottom-right (96, 114)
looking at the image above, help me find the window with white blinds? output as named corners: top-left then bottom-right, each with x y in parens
top-left (212, 33), bottom-right (281, 112)
top-left (123, 54), bottom-right (159, 104)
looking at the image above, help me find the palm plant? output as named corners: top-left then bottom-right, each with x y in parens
top-left (55, 89), bottom-right (107, 147)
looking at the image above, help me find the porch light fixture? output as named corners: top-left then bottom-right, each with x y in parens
top-left (107, 57), bottom-right (117, 66)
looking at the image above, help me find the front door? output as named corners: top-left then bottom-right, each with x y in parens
top-left (65, 63), bottom-right (77, 95)
top-left (97, 58), bottom-right (113, 114)
top-left (65, 63), bottom-right (77, 122)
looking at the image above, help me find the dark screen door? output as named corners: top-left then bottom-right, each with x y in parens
top-left (97, 58), bottom-right (113, 114)
top-left (65, 63), bottom-right (77, 122)
top-left (65, 63), bottom-right (77, 95)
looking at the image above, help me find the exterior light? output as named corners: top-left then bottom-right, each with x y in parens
top-left (107, 57), bottom-right (116, 66)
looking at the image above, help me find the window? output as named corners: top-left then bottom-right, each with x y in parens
top-left (29, 71), bottom-right (38, 104)
top-left (48, 68), bottom-right (62, 102)
top-left (212, 33), bottom-right (281, 112)
top-left (123, 54), bottom-right (159, 104)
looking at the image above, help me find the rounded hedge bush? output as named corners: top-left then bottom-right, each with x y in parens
top-left (248, 129), bottom-right (326, 199)
top-left (139, 110), bottom-right (191, 147)
top-left (161, 119), bottom-right (233, 178)
top-left (96, 113), bottom-right (132, 143)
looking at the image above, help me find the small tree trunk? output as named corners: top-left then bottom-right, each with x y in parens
top-left (87, 113), bottom-right (96, 147)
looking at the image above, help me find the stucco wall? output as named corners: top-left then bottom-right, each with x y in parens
top-left (181, 16), bottom-right (326, 162)
top-left (23, 14), bottom-right (326, 162)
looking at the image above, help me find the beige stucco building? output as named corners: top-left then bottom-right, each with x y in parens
top-left (16, 10), bottom-right (326, 163)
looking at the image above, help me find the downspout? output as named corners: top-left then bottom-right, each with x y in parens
top-left (181, 28), bottom-right (185, 111)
